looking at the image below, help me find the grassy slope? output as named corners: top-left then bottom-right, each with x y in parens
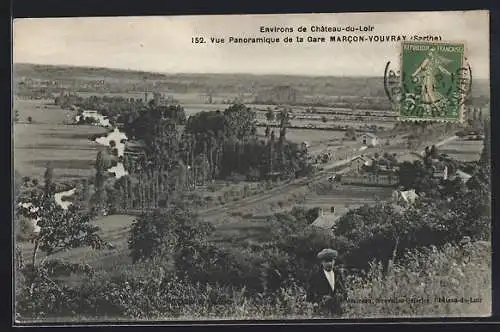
top-left (345, 241), bottom-right (491, 318)
top-left (20, 241), bottom-right (491, 322)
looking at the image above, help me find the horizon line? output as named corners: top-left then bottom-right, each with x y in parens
top-left (9, 62), bottom-right (402, 79)
top-left (13, 62), bottom-right (491, 80)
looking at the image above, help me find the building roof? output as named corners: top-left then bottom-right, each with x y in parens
top-left (456, 170), bottom-right (472, 183)
top-left (311, 211), bottom-right (344, 229)
top-left (351, 155), bottom-right (374, 166)
top-left (400, 189), bottom-right (419, 204)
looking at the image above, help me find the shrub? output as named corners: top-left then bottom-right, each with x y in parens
top-left (344, 241), bottom-right (491, 318)
top-left (128, 207), bottom-right (215, 264)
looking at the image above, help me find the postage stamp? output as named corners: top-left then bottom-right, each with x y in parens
top-left (397, 41), bottom-right (470, 123)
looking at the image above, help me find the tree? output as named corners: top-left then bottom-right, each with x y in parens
top-left (277, 109), bottom-right (290, 129)
top-left (92, 151), bottom-right (107, 215)
top-left (27, 116), bottom-right (33, 124)
top-left (128, 207), bottom-right (214, 264)
top-left (16, 167), bottom-right (109, 296)
top-left (480, 119), bottom-right (490, 169)
top-left (430, 145), bottom-right (438, 159)
top-left (345, 127), bottom-right (356, 140)
top-left (266, 109), bottom-right (275, 122)
top-left (44, 163), bottom-right (55, 194)
top-left (397, 160), bottom-right (438, 195)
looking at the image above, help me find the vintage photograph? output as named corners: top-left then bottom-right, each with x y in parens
top-left (12, 10), bottom-right (491, 322)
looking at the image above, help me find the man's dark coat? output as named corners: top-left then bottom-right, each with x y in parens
top-left (306, 266), bottom-right (347, 314)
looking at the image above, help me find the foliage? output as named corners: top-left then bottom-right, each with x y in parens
top-left (397, 160), bottom-right (440, 195)
top-left (77, 116), bottom-right (99, 125)
top-left (128, 207), bottom-right (215, 264)
top-left (16, 261), bottom-right (315, 320)
top-left (17, 168), bottom-right (109, 269)
top-left (266, 108), bottom-right (275, 122)
top-left (331, 179), bottom-right (491, 273)
top-left (479, 119), bottom-right (491, 170)
top-left (345, 241), bottom-right (491, 318)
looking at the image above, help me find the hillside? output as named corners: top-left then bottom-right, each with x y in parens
top-left (14, 62), bottom-right (490, 99)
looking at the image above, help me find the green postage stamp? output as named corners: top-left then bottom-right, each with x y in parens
top-left (397, 41), bottom-right (469, 122)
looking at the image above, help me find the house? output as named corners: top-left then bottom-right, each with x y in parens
top-left (432, 163), bottom-right (448, 180)
top-left (392, 189), bottom-right (419, 205)
top-left (361, 133), bottom-right (378, 147)
top-left (311, 207), bottom-right (344, 230)
top-left (75, 110), bottom-right (111, 127)
top-left (464, 130), bottom-right (484, 141)
top-left (350, 155), bottom-right (374, 173)
top-left (453, 170), bottom-right (472, 184)
top-left (377, 164), bottom-right (398, 174)
top-left (266, 171), bottom-right (282, 181)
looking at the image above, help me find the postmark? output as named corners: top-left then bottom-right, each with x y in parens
top-left (384, 41), bottom-right (472, 123)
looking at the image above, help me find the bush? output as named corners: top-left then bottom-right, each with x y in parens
top-left (128, 207), bottom-right (214, 264)
top-left (18, 265), bottom-right (317, 321)
top-left (344, 241), bottom-right (491, 318)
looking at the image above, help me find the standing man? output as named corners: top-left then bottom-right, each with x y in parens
top-left (306, 248), bottom-right (347, 316)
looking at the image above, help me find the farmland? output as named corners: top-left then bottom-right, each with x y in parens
top-left (438, 138), bottom-right (483, 162)
top-left (256, 126), bottom-right (345, 145)
top-left (13, 98), bottom-right (108, 181)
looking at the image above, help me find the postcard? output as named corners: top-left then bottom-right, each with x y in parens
top-left (13, 10), bottom-right (491, 323)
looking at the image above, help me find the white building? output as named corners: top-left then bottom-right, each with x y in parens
top-left (361, 133), bottom-right (379, 147)
top-left (350, 155), bottom-right (374, 173)
top-left (75, 110), bottom-right (111, 127)
top-left (392, 189), bottom-right (419, 205)
top-left (311, 207), bottom-right (343, 230)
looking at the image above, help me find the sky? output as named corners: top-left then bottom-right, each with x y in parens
top-left (13, 10), bottom-right (489, 78)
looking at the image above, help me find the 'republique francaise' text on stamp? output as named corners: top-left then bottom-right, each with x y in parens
top-left (398, 41), bottom-right (468, 123)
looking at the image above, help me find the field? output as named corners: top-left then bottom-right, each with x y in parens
top-left (256, 127), bottom-right (345, 145)
top-left (13, 98), bottom-right (74, 125)
top-left (76, 91), bottom-right (242, 106)
top-left (13, 99), bottom-right (107, 181)
top-left (438, 138), bottom-right (483, 162)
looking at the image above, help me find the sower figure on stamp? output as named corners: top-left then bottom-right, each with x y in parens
top-left (306, 248), bottom-right (347, 316)
top-left (411, 47), bottom-right (453, 105)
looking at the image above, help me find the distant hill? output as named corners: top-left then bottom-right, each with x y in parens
top-left (13, 63), bottom-right (490, 99)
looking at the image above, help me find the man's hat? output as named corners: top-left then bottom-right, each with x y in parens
top-left (317, 248), bottom-right (338, 261)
